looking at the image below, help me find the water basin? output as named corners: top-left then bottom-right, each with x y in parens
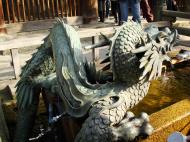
top-left (132, 62), bottom-right (190, 114)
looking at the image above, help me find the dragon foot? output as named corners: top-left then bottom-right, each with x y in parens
top-left (113, 112), bottom-right (154, 141)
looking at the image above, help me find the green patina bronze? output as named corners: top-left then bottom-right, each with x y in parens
top-left (14, 19), bottom-right (178, 142)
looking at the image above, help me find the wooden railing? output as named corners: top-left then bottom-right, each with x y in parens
top-left (161, 10), bottom-right (190, 36)
top-left (1, 0), bottom-right (81, 23)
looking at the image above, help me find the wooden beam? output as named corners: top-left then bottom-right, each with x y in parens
top-left (174, 27), bottom-right (190, 36)
top-left (162, 10), bottom-right (190, 19)
top-left (51, 0), bottom-right (55, 18)
top-left (0, 36), bottom-right (45, 51)
top-left (21, 0), bottom-right (26, 22)
top-left (0, 0), bottom-right (4, 25)
top-left (10, 48), bottom-right (21, 79)
top-left (5, 0), bottom-right (10, 23)
top-left (37, 0), bottom-right (40, 19)
top-left (10, 0), bottom-right (16, 22)
top-left (16, 0), bottom-right (21, 22)
top-left (175, 40), bottom-right (190, 47)
top-left (0, 0), bottom-right (7, 33)
top-left (0, 67), bottom-right (15, 80)
top-left (27, 0), bottom-right (31, 21)
top-left (68, 0), bottom-right (72, 16)
top-left (31, 0), bottom-right (35, 20)
top-left (56, 0), bottom-right (59, 17)
top-left (65, 0), bottom-right (68, 17)
top-left (42, 0), bottom-right (46, 19)
top-left (47, 0), bottom-right (50, 18)
top-left (73, 0), bottom-right (77, 16)
top-left (143, 21), bottom-right (172, 28)
top-left (92, 35), bottom-right (99, 61)
top-left (0, 21), bottom-right (171, 51)
top-left (77, 0), bottom-right (81, 16)
top-left (60, 0), bottom-right (63, 17)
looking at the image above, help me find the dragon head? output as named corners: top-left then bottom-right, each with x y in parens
top-left (131, 25), bottom-right (178, 81)
top-left (84, 22), bottom-right (178, 84)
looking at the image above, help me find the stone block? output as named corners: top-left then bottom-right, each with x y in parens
top-left (141, 99), bottom-right (190, 142)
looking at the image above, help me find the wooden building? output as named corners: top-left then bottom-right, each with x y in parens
top-left (0, 0), bottom-right (189, 34)
top-left (0, 0), bottom-right (98, 33)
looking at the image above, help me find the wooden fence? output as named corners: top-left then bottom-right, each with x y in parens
top-left (1, 0), bottom-right (188, 24)
top-left (161, 10), bottom-right (190, 36)
top-left (1, 0), bottom-right (81, 23)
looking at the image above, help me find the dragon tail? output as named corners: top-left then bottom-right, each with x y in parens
top-left (16, 34), bottom-right (55, 109)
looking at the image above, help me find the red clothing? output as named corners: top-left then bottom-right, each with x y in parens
top-left (140, 0), bottom-right (154, 22)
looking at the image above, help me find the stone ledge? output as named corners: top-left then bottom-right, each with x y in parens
top-left (141, 99), bottom-right (190, 142)
top-left (5, 16), bottom-right (83, 34)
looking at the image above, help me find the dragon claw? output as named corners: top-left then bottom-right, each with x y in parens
top-left (114, 112), bottom-right (154, 141)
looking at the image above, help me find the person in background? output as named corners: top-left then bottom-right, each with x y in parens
top-left (98, 0), bottom-right (105, 22)
top-left (111, 0), bottom-right (121, 24)
top-left (166, 0), bottom-right (177, 11)
top-left (140, 0), bottom-right (154, 22)
top-left (119, 0), bottom-right (141, 24)
top-left (105, 0), bottom-right (111, 18)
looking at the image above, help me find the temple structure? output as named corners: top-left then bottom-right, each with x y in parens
top-left (0, 0), bottom-right (98, 33)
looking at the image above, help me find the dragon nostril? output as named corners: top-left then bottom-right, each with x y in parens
top-left (136, 52), bottom-right (144, 60)
top-left (110, 96), bottom-right (119, 103)
top-left (162, 48), bottom-right (166, 54)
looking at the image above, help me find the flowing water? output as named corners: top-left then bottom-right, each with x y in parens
top-left (132, 62), bottom-right (190, 114)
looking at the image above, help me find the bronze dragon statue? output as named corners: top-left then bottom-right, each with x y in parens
top-left (14, 19), bottom-right (178, 142)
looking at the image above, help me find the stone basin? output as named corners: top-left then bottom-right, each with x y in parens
top-left (132, 62), bottom-right (190, 115)
top-left (131, 62), bottom-right (190, 142)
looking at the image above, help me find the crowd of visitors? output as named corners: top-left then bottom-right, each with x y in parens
top-left (98, 0), bottom-right (178, 25)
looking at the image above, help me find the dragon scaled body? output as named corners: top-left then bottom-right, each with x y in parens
top-left (15, 19), bottom-right (178, 142)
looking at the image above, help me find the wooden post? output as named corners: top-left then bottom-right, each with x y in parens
top-left (0, 0), bottom-right (7, 33)
top-left (162, 10), bottom-right (190, 19)
top-left (10, 48), bottom-right (21, 79)
top-left (82, 0), bottom-right (98, 23)
top-left (92, 35), bottom-right (99, 62)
